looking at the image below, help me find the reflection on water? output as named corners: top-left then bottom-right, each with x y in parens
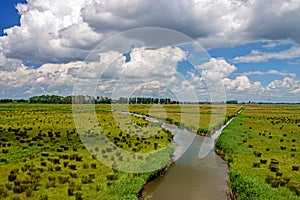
top-left (141, 127), bottom-right (229, 200)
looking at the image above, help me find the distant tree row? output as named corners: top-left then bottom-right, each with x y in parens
top-left (0, 99), bottom-right (27, 103)
top-left (29, 95), bottom-right (112, 104)
top-left (0, 95), bottom-right (179, 104)
top-left (0, 95), bottom-right (243, 104)
top-left (124, 97), bottom-right (179, 104)
top-left (226, 100), bottom-right (238, 104)
top-left (29, 95), bottom-right (72, 104)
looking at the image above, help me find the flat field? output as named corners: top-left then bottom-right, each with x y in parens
top-left (216, 104), bottom-right (300, 199)
top-left (0, 104), bottom-right (173, 200)
top-left (0, 103), bottom-right (242, 199)
top-left (126, 104), bottom-right (243, 133)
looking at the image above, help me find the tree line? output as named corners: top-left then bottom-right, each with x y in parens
top-left (0, 95), bottom-right (242, 104)
top-left (0, 95), bottom-right (178, 104)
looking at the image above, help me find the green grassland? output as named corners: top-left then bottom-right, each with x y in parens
top-left (216, 104), bottom-right (300, 199)
top-left (0, 103), bottom-right (242, 199)
top-left (0, 104), bottom-right (173, 200)
top-left (125, 104), bottom-right (243, 134)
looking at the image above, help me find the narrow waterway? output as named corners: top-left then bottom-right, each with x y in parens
top-left (140, 118), bottom-right (236, 200)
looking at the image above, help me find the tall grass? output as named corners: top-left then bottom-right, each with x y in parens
top-left (215, 105), bottom-right (300, 199)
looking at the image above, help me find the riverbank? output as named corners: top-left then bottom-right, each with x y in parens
top-left (215, 105), bottom-right (300, 200)
top-left (138, 161), bottom-right (174, 200)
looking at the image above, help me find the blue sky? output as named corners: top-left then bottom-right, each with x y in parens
top-left (209, 42), bottom-right (300, 86)
top-left (0, 0), bottom-right (300, 102)
top-left (0, 0), bottom-right (26, 36)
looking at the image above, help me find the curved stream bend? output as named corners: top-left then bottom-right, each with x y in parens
top-left (136, 110), bottom-right (243, 200)
top-left (116, 110), bottom-right (241, 200)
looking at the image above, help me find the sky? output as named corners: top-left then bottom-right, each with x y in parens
top-left (0, 0), bottom-right (300, 103)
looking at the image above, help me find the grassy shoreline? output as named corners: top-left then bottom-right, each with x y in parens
top-left (215, 105), bottom-right (300, 199)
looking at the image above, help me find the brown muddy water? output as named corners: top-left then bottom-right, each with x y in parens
top-left (140, 124), bottom-right (229, 200)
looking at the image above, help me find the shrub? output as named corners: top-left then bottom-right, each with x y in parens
top-left (48, 175), bottom-right (56, 182)
top-left (280, 146), bottom-right (286, 150)
top-left (253, 151), bottom-right (262, 157)
top-left (52, 158), bottom-right (60, 164)
top-left (291, 147), bottom-right (296, 152)
top-left (69, 172), bottom-right (77, 178)
top-left (63, 161), bottom-right (69, 167)
top-left (5, 182), bottom-right (13, 191)
top-left (69, 164), bottom-right (76, 170)
top-left (75, 155), bottom-right (83, 162)
top-left (252, 162), bottom-right (260, 168)
top-left (91, 163), bottom-right (97, 169)
top-left (75, 191), bottom-right (83, 200)
top-left (89, 173), bottom-right (96, 179)
top-left (41, 152), bottom-right (49, 157)
top-left (269, 164), bottom-right (279, 172)
top-left (26, 188), bottom-right (33, 197)
top-left (2, 149), bottom-right (9, 153)
top-left (276, 172), bottom-right (283, 177)
top-left (13, 186), bottom-right (25, 194)
top-left (8, 174), bottom-right (17, 182)
top-left (54, 165), bottom-right (61, 171)
top-left (106, 174), bottom-right (118, 181)
top-left (61, 154), bottom-right (69, 159)
top-left (68, 187), bottom-right (75, 196)
top-left (10, 169), bottom-right (19, 174)
top-left (83, 163), bottom-right (89, 169)
top-left (81, 176), bottom-right (92, 184)
top-left (260, 159), bottom-right (267, 164)
top-left (58, 176), bottom-right (69, 184)
top-left (95, 184), bottom-right (101, 192)
top-left (292, 166), bottom-right (299, 171)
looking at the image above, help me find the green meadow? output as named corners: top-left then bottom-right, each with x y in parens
top-left (0, 104), bottom-right (173, 200)
top-left (126, 104), bottom-right (243, 134)
top-left (216, 104), bottom-right (300, 199)
top-left (2, 103), bottom-right (294, 200)
top-left (0, 103), bottom-right (241, 199)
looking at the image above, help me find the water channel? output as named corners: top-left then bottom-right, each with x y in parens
top-left (137, 115), bottom-right (236, 200)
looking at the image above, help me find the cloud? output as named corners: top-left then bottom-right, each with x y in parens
top-left (264, 77), bottom-right (300, 100)
top-left (2, 0), bottom-right (300, 65)
top-left (1, 0), bottom-right (103, 64)
top-left (121, 47), bottom-right (186, 78)
top-left (197, 58), bottom-right (237, 80)
top-left (244, 0), bottom-right (300, 43)
top-left (238, 70), bottom-right (296, 77)
top-left (222, 76), bottom-right (300, 102)
top-left (223, 76), bottom-right (263, 92)
top-left (1, 0), bottom-right (300, 102)
top-left (232, 46), bottom-right (300, 63)
top-left (266, 77), bottom-right (299, 91)
top-left (0, 46), bottom-right (187, 98)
